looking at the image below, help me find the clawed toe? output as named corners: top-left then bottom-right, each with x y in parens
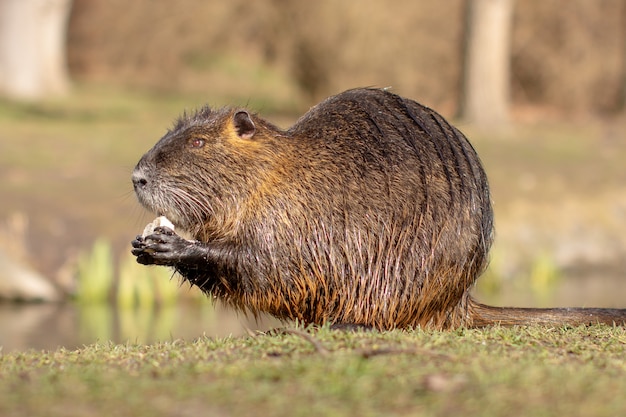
top-left (153, 226), bottom-right (175, 236)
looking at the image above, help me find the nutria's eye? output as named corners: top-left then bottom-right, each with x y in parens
top-left (190, 138), bottom-right (205, 149)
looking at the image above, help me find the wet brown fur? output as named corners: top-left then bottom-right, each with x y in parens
top-left (132, 88), bottom-right (626, 329)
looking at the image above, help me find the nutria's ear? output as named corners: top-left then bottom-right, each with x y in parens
top-left (233, 111), bottom-right (256, 139)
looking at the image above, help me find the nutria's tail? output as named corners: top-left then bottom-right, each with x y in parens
top-left (468, 298), bottom-right (626, 327)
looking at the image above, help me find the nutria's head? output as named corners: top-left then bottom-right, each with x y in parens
top-left (132, 107), bottom-right (281, 239)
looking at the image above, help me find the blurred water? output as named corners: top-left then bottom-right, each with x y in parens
top-left (1, 271), bottom-right (624, 353)
top-left (475, 269), bottom-right (626, 309)
top-left (0, 301), bottom-right (280, 353)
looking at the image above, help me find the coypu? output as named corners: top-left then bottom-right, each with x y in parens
top-left (131, 88), bottom-right (626, 329)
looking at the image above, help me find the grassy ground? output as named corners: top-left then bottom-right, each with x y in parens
top-left (1, 325), bottom-right (625, 417)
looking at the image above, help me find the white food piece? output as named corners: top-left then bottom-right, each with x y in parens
top-left (142, 215), bottom-right (175, 238)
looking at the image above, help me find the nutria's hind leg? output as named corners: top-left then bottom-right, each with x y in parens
top-left (329, 323), bottom-right (376, 332)
top-left (268, 323), bottom-right (375, 335)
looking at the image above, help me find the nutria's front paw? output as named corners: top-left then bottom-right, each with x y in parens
top-left (131, 227), bottom-right (201, 266)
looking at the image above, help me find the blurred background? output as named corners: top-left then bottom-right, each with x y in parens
top-left (0, 0), bottom-right (625, 352)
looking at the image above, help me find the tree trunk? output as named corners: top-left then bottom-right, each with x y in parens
top-left (621, 1), bottom-right (626, 112)
top-left (0, 0), bottom-right (72, 100)
top-left (460, 0), bottom-right (514, 127)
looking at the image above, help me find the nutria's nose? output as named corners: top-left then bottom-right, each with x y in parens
top-left (132, 170), bottom-right (148, 190)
